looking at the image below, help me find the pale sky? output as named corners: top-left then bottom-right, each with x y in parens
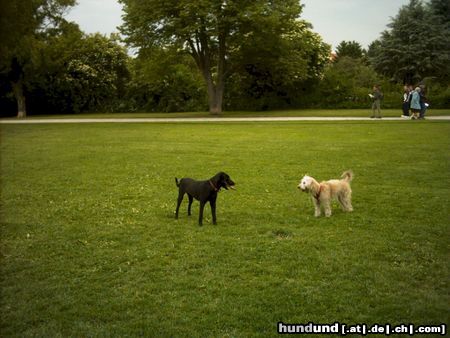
top-left (301, 0), bottom-right (410, 50)
top-left (66, 0), bottom-right (411, 51)
top-left (66, 0), bottom-right (123, 36)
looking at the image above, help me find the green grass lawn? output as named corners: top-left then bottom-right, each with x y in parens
top-left (2, 108), bottom-right (449, 119)
top-left (1, 121), bottom-right (449, 337)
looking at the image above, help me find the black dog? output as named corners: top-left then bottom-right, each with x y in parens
top-left (175, 172), bottom-right (235, 226)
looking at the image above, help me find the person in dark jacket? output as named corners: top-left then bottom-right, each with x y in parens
top-left (401, 85), bottom-right (412, 119)
top-left (370, 85), bottom-right (383, 119)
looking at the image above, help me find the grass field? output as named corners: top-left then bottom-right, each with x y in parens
top-left (2, 108), bottom-right (449, 119)
top-left (1, 120), bottom-right (449, 336)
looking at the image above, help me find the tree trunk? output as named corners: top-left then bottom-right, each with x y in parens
top-left (205, 74), bottom-right (223, 115)
top-left (12, 79), bottom-right (26, 118)
top-left (188, 27), bottom-right (227, 115)
top-left (211, 86), bottom-right (223, 115)
top-left (212, 32), bottom-right (226, 115)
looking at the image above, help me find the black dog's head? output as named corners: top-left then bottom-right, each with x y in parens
top-left (215, 172), bottom-right (235, 190)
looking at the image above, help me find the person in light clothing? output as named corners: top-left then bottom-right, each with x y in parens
top-left (409, 87), bottom-right (422, 120)
top-left (419, 84), bottom-right (428, 119)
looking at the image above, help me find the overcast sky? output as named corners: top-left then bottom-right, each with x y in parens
top-left (66, 0), bottom-right (411, 51)
top-left (301, 0), bottom-right (410, 50)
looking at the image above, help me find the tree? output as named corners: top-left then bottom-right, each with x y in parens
top-left (316, 56), bottom-right (380, 108)
top-left (0, 0), bottom-right (76, 117)
top-left (119, 0), bottom-right (303, 114)
top-left (61, 33), bottom-right (130, 113)
top-left (428, 0), bottom-right (450, 24)
top-left (335, 41), bottom-right (365, 61)
top-left (0, 20), bottom-right (131, 116)
top-left (127, 46), bottom-right (206, 112)
top-left (30, 29), bottom-right (130, 114)
top-left (369, 0), bottom-right (450, 84)
top-left (225, 20), bottom-right (330, 110)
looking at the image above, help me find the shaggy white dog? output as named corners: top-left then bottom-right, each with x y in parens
top-left (298, 170), bottom-right (353, 217)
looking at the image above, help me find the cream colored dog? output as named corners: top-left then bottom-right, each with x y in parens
top-left (298, 170), bottom-right (353, 217)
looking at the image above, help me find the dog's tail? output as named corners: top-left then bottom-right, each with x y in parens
top-left (175, 177), bottom-right (180, 187)
top-left (341, 170), bottom-right (354, 182)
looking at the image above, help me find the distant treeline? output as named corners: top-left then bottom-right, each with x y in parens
top-left (1, 0), bottom-right (448, 117)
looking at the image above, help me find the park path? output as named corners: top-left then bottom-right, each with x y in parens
top-left (1, 116), bottom-right (450, 124)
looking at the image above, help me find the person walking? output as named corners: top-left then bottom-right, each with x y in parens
top-left (410, 87), bottom-right (421, 120)
top-left (401, 85), bottom-right (412, 119)
top-left (419, 84), bottom-right (428, 119)
top-left (370, 85), bottom-right (383, 119)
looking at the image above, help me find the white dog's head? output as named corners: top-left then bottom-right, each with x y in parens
top-left (298, 175), bottom-right (313, 192)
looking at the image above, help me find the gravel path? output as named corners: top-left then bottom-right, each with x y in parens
top-left (1, 116), bottom-right (449, 124)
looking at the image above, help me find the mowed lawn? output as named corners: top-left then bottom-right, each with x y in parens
top-left (1, 121), bottom-right (449, 337)
top-left (5, 108), bottom-right (449, 119)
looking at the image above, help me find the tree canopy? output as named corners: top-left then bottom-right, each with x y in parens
top-left (0, 0), bottom-right (76, 117)
top-left (33, 29), bottom-right (130, 114)
top-left (335, 41), bottom-right (365, 61)
top-left (1, 0), bottom-right (449, 117)
top-left (119, 0), bottom-right (315, 114)
top-left (369, 0), bottom-right (450, 84)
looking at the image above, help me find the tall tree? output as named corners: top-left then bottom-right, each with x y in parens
top-left (335, 41), bottom-right (365, 61)
top-left (225, 20), bottom-right (330, 110)
top-left (428, 0), bottom-right (450, 23)
top-left (369, 0), bottom-right (450, 84)
top-left (119, 0), bottom-right (303, 114)
top-left (34, 31), bottom-right (131, 114)
top-left (0, 0), bottom-right (75, 117)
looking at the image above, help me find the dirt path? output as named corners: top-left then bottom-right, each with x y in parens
top-left (1, 116), bottom-right (449, 124)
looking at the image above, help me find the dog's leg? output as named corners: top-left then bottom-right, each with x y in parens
top-left (323, 200), bottom-right (332, 217)
top-left (341, 197), bottom-right (353, 212)
top-left (339, 190), bottom-right (353, 212)
top-left (187, 194), bottom-right (193, 216)
top-left (345, 193), bottom-right (353, 212)
top-left (175, 191), bottom-right (184, 219)
top-left (338, 194), bottom-right (346, 211)
top-left (312, 197), bottom-right (321, 217)
top-left (346, 189), bottom-right (353, 211)
top-left (210, 197), bottom-right (217, 225)
top-left (198, 201), bottom-right (206, 226)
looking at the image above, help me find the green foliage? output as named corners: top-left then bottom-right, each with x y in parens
top-left (127, 48), bottom-right (207, 112)
top-left (1, 0), bottom-right (447, 114)
top-left (309, 57), bottom-right (380, 108)
top-left (420, 79), bottom-right (450, 108)
top-left (369, 0), bottom-right (450, 84)
top-left (335, 40), bottom-right (365, 61)
top-left (119, 0), bottom-right (313, 113)
top-left (0, 0), bottom-right (76, 68)
top-left (224, 21), bottom-right (330, 110)
top-left (0, 0), bottom-right (34, 69)
top-left (1, 122), bottom-right (449, 335)
top-left (0, 23), bottom-right (131, 116)
top-left (0, 0), bottom-right (76, 116)
top-left (120, 0), bottom-right (302, 50)
top-left (63, 34), bottom-right (130, 113)
top-left (28, 31), bottom-right (130, 114)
